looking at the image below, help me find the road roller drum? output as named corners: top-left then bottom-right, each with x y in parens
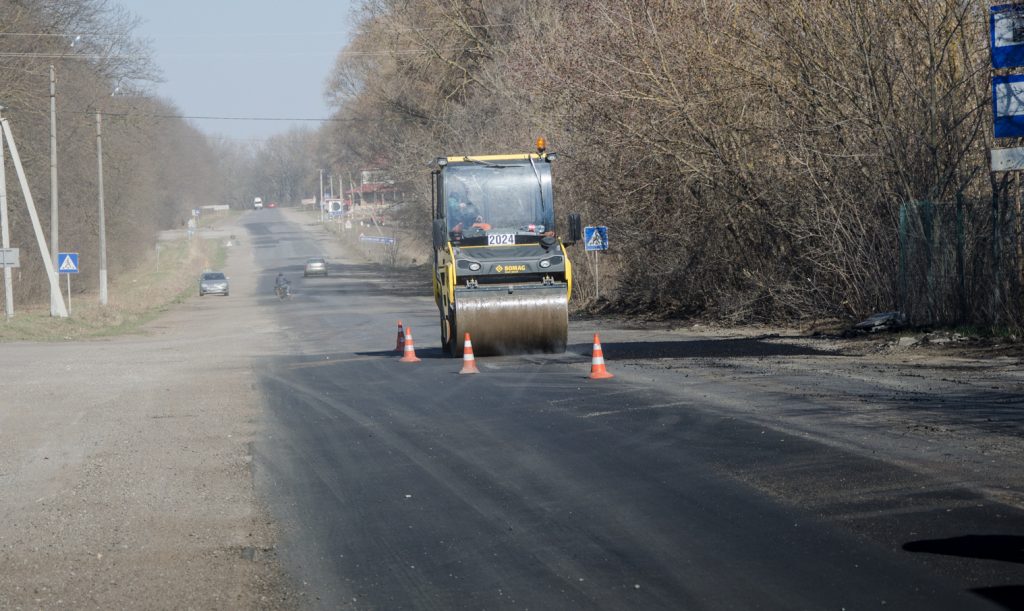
top-left (451, 285), bottom-right (567, 356)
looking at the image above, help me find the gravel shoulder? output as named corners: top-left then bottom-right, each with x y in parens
top-left (0, 225), bottom-right (298, 609)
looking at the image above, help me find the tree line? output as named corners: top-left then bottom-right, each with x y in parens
top-left (0, 0), bottom-right (234, 305)
top-left (316, 0), bottom-right (1022, 332)
top-left (6, 1), bottom-right (1018, 331)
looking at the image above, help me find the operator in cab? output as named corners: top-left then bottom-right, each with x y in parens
top-left (448, 193), bottom-right (490, 233)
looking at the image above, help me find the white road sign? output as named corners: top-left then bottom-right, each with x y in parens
top-left (0, 247), bottom-right (19, 268)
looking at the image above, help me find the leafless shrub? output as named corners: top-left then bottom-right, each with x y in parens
top-left (322, 0), bottom-right (1020, 330)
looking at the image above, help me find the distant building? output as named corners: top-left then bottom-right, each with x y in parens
top-left (345, 167), bottom-right (398, 207)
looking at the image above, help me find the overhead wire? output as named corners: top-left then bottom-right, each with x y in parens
top-left (71, 111), bottom-right (350, 123)
top-left (0, 23), bottom-right (511, 38)
top-left (0, 47), bottom-right (483, 60)
top-left (0, 23), bottom-right (498, 130)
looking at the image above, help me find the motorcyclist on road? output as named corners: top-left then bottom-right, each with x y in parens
top-left (274, 273), bottom-right (290, 296)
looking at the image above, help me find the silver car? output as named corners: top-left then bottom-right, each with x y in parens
top-left (199, 271), bottom-right (229, 296)
top-left (303, 257), bottom-right (328, 277)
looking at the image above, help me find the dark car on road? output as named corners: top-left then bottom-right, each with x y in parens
top-left (199, 271), bottom-right (229, 296)
top-left (304, 257), bottom-right (328, 277)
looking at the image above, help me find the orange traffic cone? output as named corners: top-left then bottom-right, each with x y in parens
top-left (394, 320), bottom-right (405, 352)
top-left (459, 333), bottom-right (479, 374)
top-left (589, 333), bottom-right (614, 379)
top-left (400, 327), bottom-right (421, 363)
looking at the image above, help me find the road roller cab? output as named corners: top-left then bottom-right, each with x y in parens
top-left (431, 139), bottom-right (582, 356)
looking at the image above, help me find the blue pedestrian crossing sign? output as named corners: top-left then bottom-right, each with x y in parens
top-left (584, 226), bottom-right (608, 251)
top-left (57, 252), bottom-right (79, 274)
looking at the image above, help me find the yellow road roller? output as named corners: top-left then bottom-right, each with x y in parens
top-left (431, 139), bottom-right (581, 356)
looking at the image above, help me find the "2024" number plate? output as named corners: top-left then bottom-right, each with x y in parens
top-left (487, 233), bottom-right (515, 245)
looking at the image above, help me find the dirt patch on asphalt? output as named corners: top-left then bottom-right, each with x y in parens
top-left (569, 319), bottom-right (1024, 509)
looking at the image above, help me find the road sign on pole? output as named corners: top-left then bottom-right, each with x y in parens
top-left (1, 115), bottom-right (67, 317)
top-left (57, 252), bottom-right (78, 315)
top-left (583, 226), bottom-right (609, 299)
top-left (359, 234), bottom-right (396, 245)
top-left (0, 247), bottom-right (19, 268)
top-left (991, 146), bottom-right (1024, 171)
top-left (991, 4), bottom-right (1024, 69)
top-left (993, 74), bottom-right (1024, 138)
top-left (58, 252), bottom-right (79, 273)
top-left (584, 226), bottom-right (609, 251)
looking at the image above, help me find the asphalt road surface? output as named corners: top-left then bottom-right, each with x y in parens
top-left (245, 210), bottom-right (1023, 610)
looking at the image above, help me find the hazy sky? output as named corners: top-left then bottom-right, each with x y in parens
top-left (116, 0), bottom-right (356, 142)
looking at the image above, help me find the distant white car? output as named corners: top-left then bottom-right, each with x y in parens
top-left (253, 197), bottom-right (263, 210)
top-left (199, 271), bottom-right (229, 296)
top-left (304, 257), bottom-right (328, 277)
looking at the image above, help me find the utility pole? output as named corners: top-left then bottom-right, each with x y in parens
top-left (49, 65), bottom-right (60, 316)
top-left (0, 108), bottom-right (12, 319)
top-left (319, 168), bottom-right (324, 223)
top-left (96, 112), bottom-right (108, 305)
top-left (1, 113), bottom-right (67, 317)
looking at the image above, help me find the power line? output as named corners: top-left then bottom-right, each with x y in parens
top-left (206, 136), bottom-right (272, 143)
top-left (0, 23), bottom-right (511, 38)
top-left (0, 52), bottom-right (138, 59)
top-left (0, 32), bottom-right (131, 39)
top-left (0, 31), bottom-right (347, 39)
top-left (0, 51), bottom-right (337, 59)
top-left (78, 111), bottom-right (350, 123)
top-left (0, 47), bottom-right (479, 60)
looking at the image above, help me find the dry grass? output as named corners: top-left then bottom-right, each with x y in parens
top-left (0, 238), bottom-right (224, 342)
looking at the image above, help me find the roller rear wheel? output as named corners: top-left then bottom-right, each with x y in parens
top-left (440, 311), bottom-right (454, 355)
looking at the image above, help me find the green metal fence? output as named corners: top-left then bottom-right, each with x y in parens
top-left (900, 195), bottom-right (1023, 330)
top-left (898, 200), bottom-right (966, 326)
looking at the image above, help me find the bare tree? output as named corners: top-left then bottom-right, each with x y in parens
top-left (0, 0), bottom-right (236, 304)
top-left (318, 0), bottom-right (1017, 330)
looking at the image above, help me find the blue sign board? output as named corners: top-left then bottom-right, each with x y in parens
top-left (584, 226), bottom-right (609, 252)
top-left (991, 4), bottom-right (1024, 69)
top-left (993, 74), bottom-right (1024, 138)
top-left (57, 252), bottom-right (79, 274)
top-left (359, 235), bottom-right (396, 245)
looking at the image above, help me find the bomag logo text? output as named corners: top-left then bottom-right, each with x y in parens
top-left (496, 264), bottom-right (527, 273)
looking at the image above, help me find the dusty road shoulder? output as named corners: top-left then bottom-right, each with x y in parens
top-left (0, 226), bottom-right (299, 609)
